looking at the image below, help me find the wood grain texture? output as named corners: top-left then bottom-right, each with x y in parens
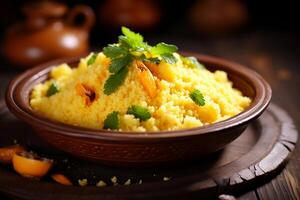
top-left (256, 169), bottom-right (300, 200)
top-left (238, 191), bottom-right (259, 200)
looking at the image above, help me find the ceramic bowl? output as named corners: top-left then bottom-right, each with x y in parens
top-left (5, 53), bottom-right (272, 166)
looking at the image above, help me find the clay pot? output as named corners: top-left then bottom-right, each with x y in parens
top-left (3, 1), bottom-right (95, 68)
top-left (98, 0), bottom-right (161, 30)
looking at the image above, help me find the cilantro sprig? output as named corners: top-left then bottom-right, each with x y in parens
top-left (103, 26), bottom-right (178, 95)
top-left (190, 89), bottom-right (205, 106)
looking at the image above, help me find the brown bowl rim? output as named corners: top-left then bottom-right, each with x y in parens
top-left (6, 52), bottom-right (272, 141)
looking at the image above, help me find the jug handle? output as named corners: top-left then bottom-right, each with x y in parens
top-left (66, 5), bottom-right (95, 31)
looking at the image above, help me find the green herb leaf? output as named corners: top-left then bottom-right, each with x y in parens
top-left (150, 42), bottom-right (178, 55)
top-left (87, 53), bottom-right (97, 65)
top-left (161, 53), bottom-right (177, 64)
top-left (103, 45), bottom-right (128, 58)
top-left (121, 26), bottom-right (144, 48)
top-left (181, 56), bottom-right (205, 69)
top-left (109, 54), bottom-right (132, 73)
top-left (102, 27), bottom-right (179, 95)
top-left (118, 35), bottom-right (132, 49)
top-left (103, 111), bottom-right (119, 129)
top-left (104, 66), bottom-right (129, 95)
top-left (190, 89), bottom-right (205, 106)
top-left (47, 82), bottom-right (59, 97)
top-left (146, 57), bottom-right (161, 64)
top-left (140, 54), bottom-right (161, 64)
top-left (127, 105), bottom-right (151, 121)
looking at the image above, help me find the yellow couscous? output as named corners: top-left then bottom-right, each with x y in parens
top-left (30, 27), bottom-right (251, 132)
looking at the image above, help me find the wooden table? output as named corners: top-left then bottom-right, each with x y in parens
top-left (0, 30), bottom-right (299, 200)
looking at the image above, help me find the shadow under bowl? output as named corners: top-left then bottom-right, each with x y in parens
top-left (5, 52), bottom-right (272, 166)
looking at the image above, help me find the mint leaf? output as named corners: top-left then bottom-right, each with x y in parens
top-left (150, 42), bottom-right (178, 55)
top-left (109, 54), bottom-right (132, 73)
top-left (127, 105), bottom-right (151, 121)
top-left (181, 56), bottom-right (205, 69)
top-left (161, 53), bottom-right (177, 64)
top-left (190, 89), bottom-right (205, 106)
top-left (47, 82), bottom-right (59, 97)
top-left (119, 27), bottom-right (149, 51)
top-left (104, 66), bottom-right (129, 95)
top-left (121, 26), bottom-right (143, 45)
top-left (103, 45), bottom-right (128, 58)
top-left (118, 35), bottom-right (131, 49)
top-left (119, 36), bottom-right (147, 51)
top-left (87, 53), bottom-right (97, 65)
top-left (103, 111), bottom-right (119, 129)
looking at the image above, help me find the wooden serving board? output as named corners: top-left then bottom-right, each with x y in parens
top-left (0, 101), bottom-right (297, 200)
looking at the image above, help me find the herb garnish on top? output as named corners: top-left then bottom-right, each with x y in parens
top-left (103, 27), bottom-right (178, 95)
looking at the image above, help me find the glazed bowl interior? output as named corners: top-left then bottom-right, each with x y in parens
top-left (5, 53), bottom-right (272, 165)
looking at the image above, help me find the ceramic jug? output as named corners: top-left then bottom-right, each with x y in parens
top-left (3, 1), bottom-right (95, 68)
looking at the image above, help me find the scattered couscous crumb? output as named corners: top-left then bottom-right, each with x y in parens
top-left (78, 179), bottom-right (88, 186)
top-left (163, 177), bottom-right (171, 181)
top-left (96, 180), bottom-right (107, 187)
top-left (124, 179), bottom-right (131, 186)
top-left (111, 176), bottom-right (118, 186)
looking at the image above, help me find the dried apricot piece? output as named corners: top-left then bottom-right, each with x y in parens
top-left (52, 173), bottom-right (73, 185)
top-left (135, 61), bottom-right (157, 98)
top-left (12, 151), bottom-right (53, 178)
top-left (76, 83), bottom-right (98, 106)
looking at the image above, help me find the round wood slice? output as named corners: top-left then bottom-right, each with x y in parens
top-left (0, 101), bottom-right (298, 200)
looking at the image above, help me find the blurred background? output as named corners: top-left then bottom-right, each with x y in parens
top-left (0, 0), bottom-right (299, 67)
top-left (0, 0), bottom-right (299, 102)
